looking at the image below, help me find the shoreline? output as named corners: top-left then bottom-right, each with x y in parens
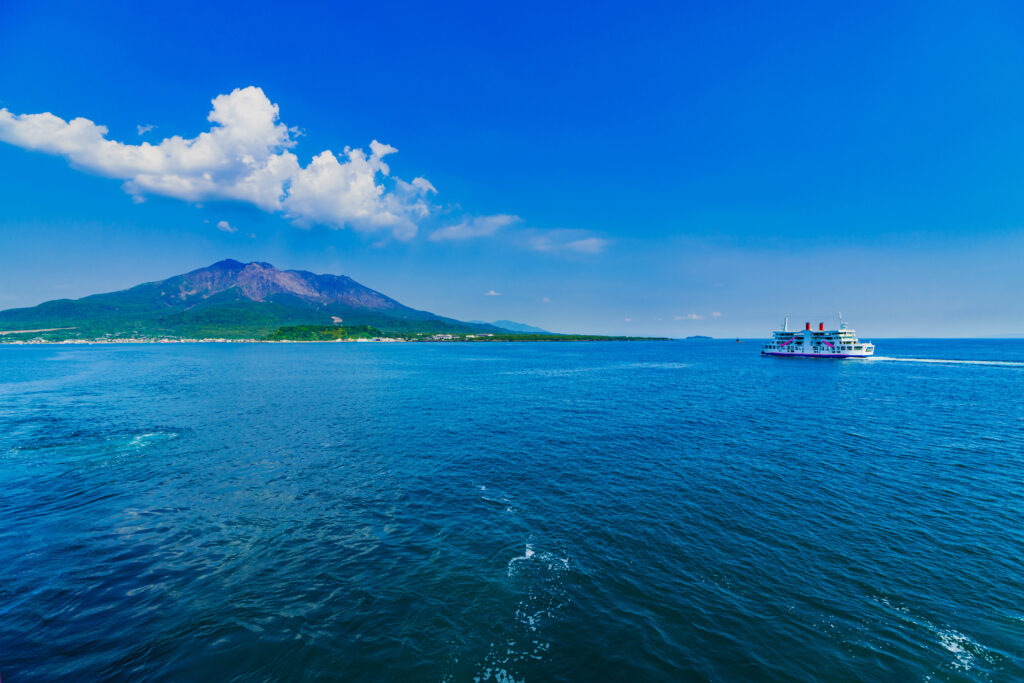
top-left (0, 337), bottom-right (672, 345)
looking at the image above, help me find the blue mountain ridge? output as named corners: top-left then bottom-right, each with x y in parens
top-left (470, 320), bottom-right (551, 334)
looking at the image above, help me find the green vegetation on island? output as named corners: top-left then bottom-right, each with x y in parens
top-left (261, 325), bottom-right (668, 342)
top-left (456, 333), bottom-right (668, 342)
top-left (264, 325), bottom-right (384, 341)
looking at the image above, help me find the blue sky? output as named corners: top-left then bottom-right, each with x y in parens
top-left (2, 0), bottom-right (1024, 336)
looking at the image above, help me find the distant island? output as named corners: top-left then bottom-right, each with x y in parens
top-left (469, 320), bottom-right (552, 334)
top-left (685, 335), bottom-right (713, 340)
top-left (0, 260), bottom-right (667, 343)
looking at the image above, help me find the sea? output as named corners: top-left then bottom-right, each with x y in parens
top-left (1, 339), bottom-right (1022, 681)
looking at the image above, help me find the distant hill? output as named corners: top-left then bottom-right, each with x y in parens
top-left (473, 320), bottom-right (552, 334)
top-left (0, 260), bottom-right (506, 340)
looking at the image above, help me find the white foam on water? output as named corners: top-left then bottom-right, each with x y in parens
top-left (937, 630), bottom-right (980, 671)
top-left (618, 361), bottom-right (690, 370)
top-left (507, 544), bottom-right (535, 575)
top-left (128, 432), bottom-right (160, 448)
top-left (877, 597), bottom-right (909, 614)
top-left (515, 606), bottom-right (553, 633)
top-left (869, 356), bottom-right (1024, 368)
top-left (121, 431), bottom-right (179, 454)
top-left (471, 543), bottom-right (571, 680)
top-left (473, 634), bottom-right (552, 682)
top-left (871, 596), bottom-right (997, 674)
top-left (473, 666), bottom-right (523, 683)
top-left (507, 544), bottom-right (571, 577)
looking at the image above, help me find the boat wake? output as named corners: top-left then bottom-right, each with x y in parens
top-left (868, 356), bottom-right (1024, 368)
top-left (469, 543), bottom-right (569, 681)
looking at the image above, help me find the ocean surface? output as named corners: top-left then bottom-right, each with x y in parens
top-left (1, 339), bottom-right (1022, 681)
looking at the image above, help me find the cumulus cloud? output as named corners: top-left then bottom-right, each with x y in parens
top-left (484, 290), bottom-right (501, 297)
top-left (527, 230), bottom-right (609, 254)
top-left (216, 220), bottom-right (237, 233)
top-left (137, 124), bottom-right (155, 135)
top-left (429, 214), bottom-right (519, 242)
top-left (285, 143), bottom-right (436, 240)
top-left (0, 86), bottom-right (437, 239)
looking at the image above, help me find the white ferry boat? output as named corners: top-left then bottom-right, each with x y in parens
top-left (761, 315), bottom-right (874, 358)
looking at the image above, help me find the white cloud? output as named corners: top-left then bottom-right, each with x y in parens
top-left (711, 311), bottom-right (722, 318)
top-left (484, 290), bottom-right (501, 296)
top-left (542, 297), bottom-right (550, 303)
top-left (137, 124), bottom-right (155, 135)
top-left (0, 86), bottom-right (437, 240)
top-left (527, 229), bottom-right (609, 254)
top-left (624, 317), bottom-right (632, 322)
top-left (429, 214), bottom-right (519, 242)
top-left (216, 220), bottom-right (237, 233)
top-left (675, 314), bottom-right (704, 320)
top-left (563, 237), bottom-right (609, 253)
top-left (284, 143), bottom-right (437, 240)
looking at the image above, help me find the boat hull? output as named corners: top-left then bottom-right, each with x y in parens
top-left (761, 351), bottom-right (870, 359)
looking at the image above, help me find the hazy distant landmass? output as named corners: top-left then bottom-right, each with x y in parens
top-left (471, 320), bottom-right (551, 334)
top-left (685, 335), bottom-right (713, 340)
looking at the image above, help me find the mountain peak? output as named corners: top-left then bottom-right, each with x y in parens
top-left (177, 259), bottom-right (406, 310)
top-left (209, 258), bottom-right (247, 270)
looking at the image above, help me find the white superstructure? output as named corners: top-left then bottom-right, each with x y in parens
top-left (761, 315), bottom-right (874, 358)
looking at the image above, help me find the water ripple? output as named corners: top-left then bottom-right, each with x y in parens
top-left (1, 340), bottom-right (1022, 680)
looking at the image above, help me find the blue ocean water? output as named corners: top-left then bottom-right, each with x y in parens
top-left (1, 340), bottom-right (1022, 681)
